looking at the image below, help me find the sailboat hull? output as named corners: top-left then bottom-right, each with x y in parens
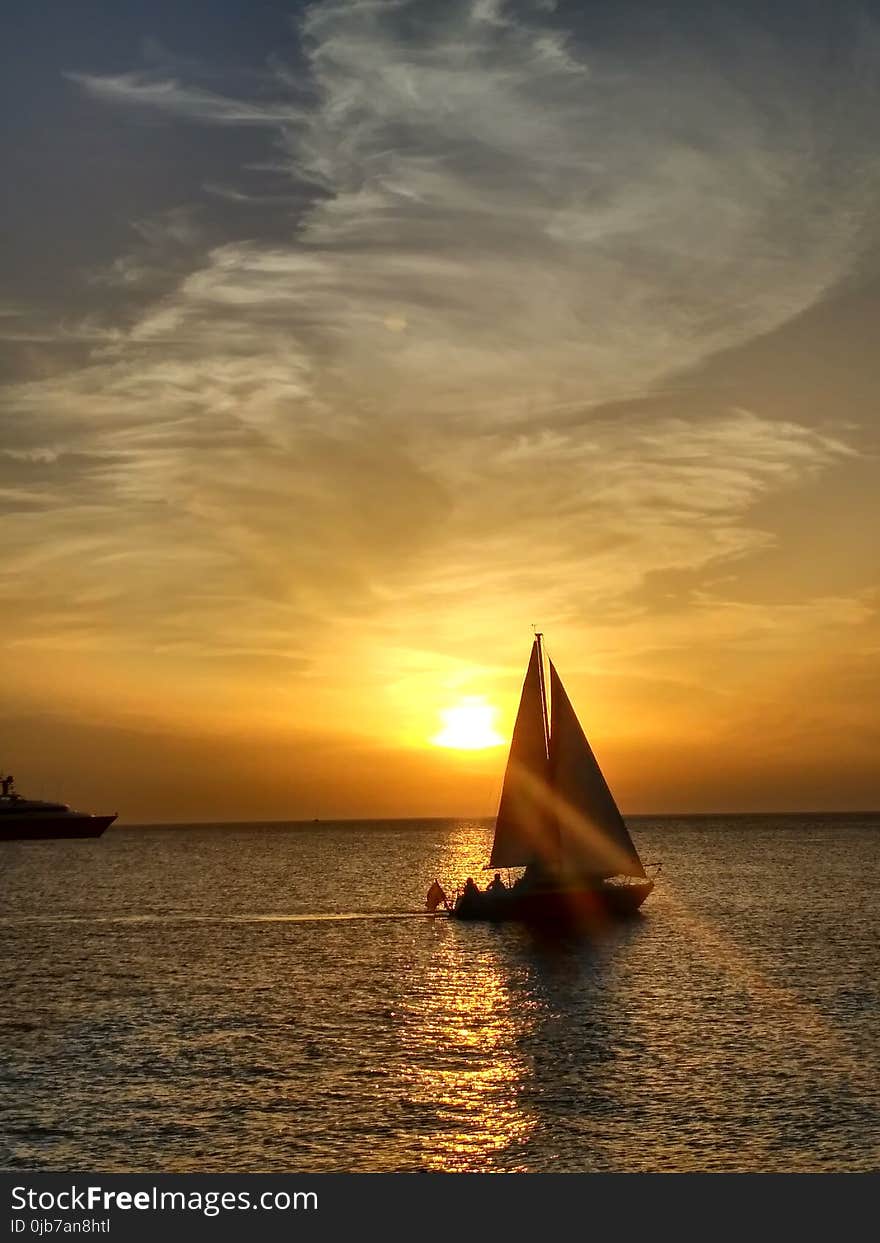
top-left (452, 877), bottom-right (653, 925)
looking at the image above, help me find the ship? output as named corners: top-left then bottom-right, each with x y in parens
top-left (427, 634), bottom-right (655, 924)
top-left (0, 773), bottom-right (116, 840)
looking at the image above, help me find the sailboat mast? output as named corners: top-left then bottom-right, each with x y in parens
top-left (535, 632), bottom-right (550, 760)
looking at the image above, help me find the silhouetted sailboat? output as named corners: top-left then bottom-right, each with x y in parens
top-left (432, 635), bottom-right (654, 923)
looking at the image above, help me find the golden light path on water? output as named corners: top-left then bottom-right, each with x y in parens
top-left (395, 824), bottom-right (535, 1168)
top-left (399, 958), bottom-right (536, 1170)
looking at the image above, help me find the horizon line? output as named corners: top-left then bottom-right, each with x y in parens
top-left (112, 808), bottom-right (880, 829)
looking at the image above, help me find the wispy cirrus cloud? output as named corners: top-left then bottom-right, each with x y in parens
top-left (42, 0), bottom-right (879, 445)
top-left (66, 72), bottom-right (304, 126)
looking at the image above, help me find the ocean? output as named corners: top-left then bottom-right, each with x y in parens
top-left (1, 814), bottom-right (878, 1172)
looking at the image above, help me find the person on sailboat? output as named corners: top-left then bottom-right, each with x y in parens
top-left (487, 872), bottom-right (506, 894)
top-left (462, 877), bottom-right (480, 899)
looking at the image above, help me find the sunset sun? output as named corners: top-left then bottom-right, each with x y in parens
top-left (431, 698), bottom-right (505, 751)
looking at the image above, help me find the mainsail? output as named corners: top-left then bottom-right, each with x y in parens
top-left (548, 660), bottom-right (646, 879)
top-left (488, 639), bottom-right (554, 867)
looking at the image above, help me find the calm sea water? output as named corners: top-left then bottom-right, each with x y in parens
top-left (1, 815), bottom-right (878, 1172)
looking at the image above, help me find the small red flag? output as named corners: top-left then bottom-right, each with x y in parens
top-left (426, 880), bottom-right (448, 912)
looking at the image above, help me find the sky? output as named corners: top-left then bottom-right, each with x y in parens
top-left (1, 0), bottom-right (878, 822)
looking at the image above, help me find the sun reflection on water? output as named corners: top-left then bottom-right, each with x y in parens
top-left (392, 823), bottom-right (535, 1169)
top-left (398, 943), bottom-right (537, 1170)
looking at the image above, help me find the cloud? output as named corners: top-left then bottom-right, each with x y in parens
top-left (3, 0), bottom-right (878, 692)
top-left (350, 404), bottom-right (857, 654)
top-left (62, 0), bottom-right (880, 419)
top-left (67, 72), bottom-right (303, 126)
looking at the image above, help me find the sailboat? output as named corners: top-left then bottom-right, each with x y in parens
top-left (436, 635), bottom-right (654, 923)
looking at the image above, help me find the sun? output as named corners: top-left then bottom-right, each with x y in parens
top-left (431, 697), bottom-right (505, 750)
